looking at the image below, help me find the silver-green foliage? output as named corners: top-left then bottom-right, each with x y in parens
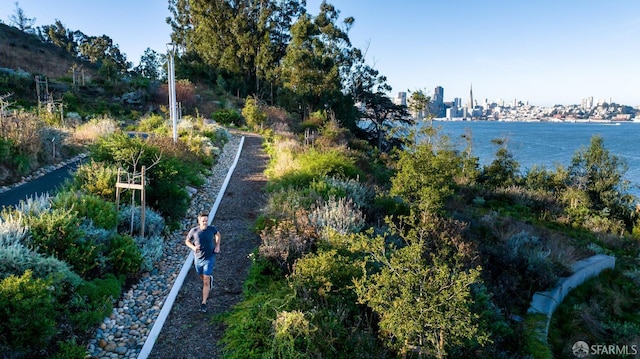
top-left (117, 205), bottom-right (165, 270)
top-left (308, 196), bottom-right (365, 235)
top-left (323, 176), bottom-right (373, 210)
top-left (117, 205), bottom-right (165, 237)
top-left (0, 211), bottom-right (28, 247)
top-left (15, 193), bottom-right (52, 216)
top-left (0, 243), bottom-right (82, 286)
top-left (135, 234), bottom-right (164, 271)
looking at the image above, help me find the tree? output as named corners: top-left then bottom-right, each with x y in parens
top-left (390, 133), bottom-right (466, 214)
top-left (280, 12), bottom-right (341, 118)
top-left (78, 34), bottom-right (131, 75)
top-left (133, 48), bottom-right (162, 80)
top-left (40, 20), bottom-right (79, 56)
top-left (354, 215), bottom-right (487, 358)
top-left (407, 89), bottom-right (429, 121)
top-left (481, 138), bottom-right (520, 188)
top-left (242, 95), bottom-right (267, 130)
top-left (8, 2), bottom-right (35, 33)
top-left (568, 135), bottom-right (634, 222)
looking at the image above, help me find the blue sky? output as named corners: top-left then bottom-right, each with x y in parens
top-left (2, 1), bottom-right (639, 107)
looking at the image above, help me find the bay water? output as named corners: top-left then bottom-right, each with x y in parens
top-left (428, 120), bottom-right (640, 198)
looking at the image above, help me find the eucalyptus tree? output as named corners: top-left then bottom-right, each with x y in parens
top-left (181, 0), bottom-right (306, 98)
top-left (280, 12), bottom-right (342, 118)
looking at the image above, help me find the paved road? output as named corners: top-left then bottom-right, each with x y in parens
top-left (0, 159), bottom-right (84, 209)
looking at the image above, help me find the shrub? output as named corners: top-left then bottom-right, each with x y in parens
top-left (106, 234), bottom-right (143, 278)
top-left (271, 310), bottom-right (315, 358)
top-left (289, 248), bottom-right (361, 303)
top-left (308, 196), bottom-right (365, 235)
top-left (212, 108), bottom-right (244, 126)
top-left (259, 214), bottom-right (317, 273)
top-left (53, 191), bottom-right (118, 229)
top-left (0, 210), bottom-right (29, 246)
top-left (137, 113), bottom-right (169, 133)
top-left (51, 339), bottom-right (88, 359)
top-left (72, 118), bottom-right (118, 144)
top-left (0, 270), bottom-right (57, 355)
top-left (0, 242), bottom-right (82, 287)
top-left (117, 205), bottom-right (165, 237)
top-left (242, 95), bottom-right (267, 130)
top-left (322, 176), bottom-right (373, 210)
top-left (26, 208), bottom-right (102, 278)
top-left (14, 192), bottom-right (52, 216)
top-left (135, 234), bottom-right (164, 271)
top-left (72, 160), bottom-right (119, 200)
top-left (67, 274), bottom-right (122, 332)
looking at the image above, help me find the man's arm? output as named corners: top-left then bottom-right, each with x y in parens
top-left (214, 232), bottom-right (221, 253)
top-left (185, 229), bottom-right (199, 252)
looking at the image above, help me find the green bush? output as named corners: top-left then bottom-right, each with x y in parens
top-left (242, 95), bottom-right (266, 129)
top-left (106, 234), bottom-right (143, 278)
top-left (0, 242), bottom-right (82, 286)
top-left (53, 191), bottom-right (118, 229)
top-left (88, 132), bottom-right (204, 225)
top-left (72, 160), bottom-right (118, 200)
top-left (0, 270), bottom-right (57, 355)
top-left (137, 113), bottom-right (170, 133)
top-left (51, 339), bottom-right (88, 359)
top-left (67, 274), bottom-right (122, 332)
top-left (26, 208), bottom-right (103, 278)
top-left (212, 108), bottom-right (244, 126)
top-left (271, 148), bottom-right (362, 190)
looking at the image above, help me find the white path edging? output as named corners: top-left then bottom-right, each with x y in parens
top-left (137, 136), bottom-right (245, 359)
top-left (527, 254), bottom-right (616, 339)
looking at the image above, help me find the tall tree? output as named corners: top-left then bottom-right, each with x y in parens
top-left (280, 12), bottom-right (341, 117)
top-left (8, 2), bottom-right (35, 33)
top-left (40, 20), bottom-right (78, 56)
top-left (133, 48), bottom-right (162, 80)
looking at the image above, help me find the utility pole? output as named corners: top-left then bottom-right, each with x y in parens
top-left (167, 43), bottom-right (178, 143)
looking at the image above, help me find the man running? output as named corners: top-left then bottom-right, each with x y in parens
top-left (185, 210), bottom-right (221, 312)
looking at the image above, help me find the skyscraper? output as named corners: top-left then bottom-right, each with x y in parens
top-left (432, 86), bottom-right (445, 117)
top-left (469, 83), bottom-right (474, 109)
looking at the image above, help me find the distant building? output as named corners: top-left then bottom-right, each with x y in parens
top-left (393, 92), bottom-right (407, 106)
top-left (430, 86), bottom-right (445, 117)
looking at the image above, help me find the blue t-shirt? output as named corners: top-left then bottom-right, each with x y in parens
top-left (187, 225), bottom-right (218, 260)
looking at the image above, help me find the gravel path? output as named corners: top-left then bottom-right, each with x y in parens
top-left (86, 131), bottom-right (267, 359)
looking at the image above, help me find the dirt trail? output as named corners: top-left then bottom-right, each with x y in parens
top-left (149, 133), bottom-right (267, 359)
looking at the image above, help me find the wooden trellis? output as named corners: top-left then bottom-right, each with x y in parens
top-left (115, 166), bottom-right (146, 238)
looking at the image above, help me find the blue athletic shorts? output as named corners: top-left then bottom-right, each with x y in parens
top-left (194, 255), bottom-right (215, 276)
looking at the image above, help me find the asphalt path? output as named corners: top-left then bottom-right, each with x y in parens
top-left (0, 159), bottom-right (85, 210)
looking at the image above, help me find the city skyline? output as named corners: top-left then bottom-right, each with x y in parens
top-left (1, 1), bottom-right (639, 107)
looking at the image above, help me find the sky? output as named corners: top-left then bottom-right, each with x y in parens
top-left (1, 0), bottom-right (639, 107)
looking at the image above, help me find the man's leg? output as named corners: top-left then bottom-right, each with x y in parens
top-left (202, 274), bottom-right (211, 304)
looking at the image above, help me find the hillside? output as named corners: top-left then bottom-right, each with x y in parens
top-left (0, 23), bottom-right (98, 80)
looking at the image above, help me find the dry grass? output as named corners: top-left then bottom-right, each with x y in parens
top-left (71, 118), bottom-right (118, 144)
top-left (0, 23), bottom-right (98, 80)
